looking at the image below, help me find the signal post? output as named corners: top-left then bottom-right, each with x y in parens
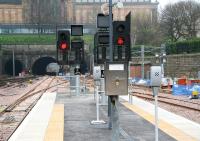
top-left (70, 25), bottom-right (85, 95)
top-left (94, 11), bottom-right (131, 140)
top-left (109, 12), bottom-right (131, 141)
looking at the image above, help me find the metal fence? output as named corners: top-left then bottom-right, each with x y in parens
top-left (56, 75), bottom-right (87, 96)
top-left (0, 24), bottom-right (96, 34)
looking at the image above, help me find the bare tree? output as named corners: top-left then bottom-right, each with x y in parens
top-left (24, 0), bottom-right (65, 24)
top-left (131, 11), bottom-right (163, 46)
top-left (182, 1), bottom-right (200, 38)
top-left (160, 0), bottom-right (200, 41)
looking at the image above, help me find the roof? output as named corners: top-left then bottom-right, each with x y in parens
top-left (0, 0), bottom-right (22, 4)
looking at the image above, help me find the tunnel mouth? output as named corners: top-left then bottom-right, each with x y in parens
top-left (5, 59), bottom-right (23, 76)
top-left (32, 56), bottom-right (56, 75)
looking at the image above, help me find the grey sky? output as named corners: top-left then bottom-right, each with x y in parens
top-left (153, 0), bottom-right (200, 10)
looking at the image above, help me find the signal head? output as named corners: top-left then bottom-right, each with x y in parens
top-left (57, 30), bottom-right (70, 51)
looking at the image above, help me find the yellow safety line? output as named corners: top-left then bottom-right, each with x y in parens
top-left (44, 104), bottom-right (64, 141)
top-left (122, 102), bottom-right (198, 141)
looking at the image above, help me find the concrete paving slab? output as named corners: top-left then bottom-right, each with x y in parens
top-left (9, 93), bottom-right (57, 141)
top-left (121, 95), bottom-right (200, 141)
top-left (56, 94), bottom-right (176, 141)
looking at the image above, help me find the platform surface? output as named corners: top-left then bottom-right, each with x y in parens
top-left (56, 94), bottom-right (176, 141)
top-left (9, 92), bottom-right (57, 141)
top-left (9, 92), bottom-right (199, 141)
top-left (121, 95), bottom-right (200, 141)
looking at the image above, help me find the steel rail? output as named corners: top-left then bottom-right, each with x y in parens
top-left (0, 77), bottom-right (49, 115)
top-left (132, 92), bottom-right (200, 112)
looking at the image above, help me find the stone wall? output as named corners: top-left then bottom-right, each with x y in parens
top-left (165, 54), bottom-right (200, 78)
top-left (131, 53), bottom-right (200, 78)
top-left (0, 44), bottom-right (56, 74)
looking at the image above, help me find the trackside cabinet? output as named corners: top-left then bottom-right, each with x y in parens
top-left (105, 62), bottom-right (128, 96)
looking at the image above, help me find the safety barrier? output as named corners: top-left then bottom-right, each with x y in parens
top-left (56, 75), bottom-right (86, 96)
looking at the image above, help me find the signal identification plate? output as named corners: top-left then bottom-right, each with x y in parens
top-left (109, 64), bottom-right (124, 71)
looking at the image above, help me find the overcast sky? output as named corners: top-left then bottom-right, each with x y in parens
top-left (158, 0), bottom-right (179, 8)
top-left (153, 0), bottom-right (200, 10)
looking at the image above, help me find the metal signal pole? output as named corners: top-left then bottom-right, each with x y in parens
top-left (108, 0), bottom-right (113, 129)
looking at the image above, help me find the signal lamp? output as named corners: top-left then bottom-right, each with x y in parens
top-left (98, 35), bottom-right (109, 44)
top-left (117, 25), bottom-right (125, 33)
top-left (60, 42), bottom-right (68, 50)
top-left (117, 37), bottom-right (124, 45)
top-left (57, 30), bottom-right (70, 51)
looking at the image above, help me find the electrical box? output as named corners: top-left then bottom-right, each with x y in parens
top-left (93, 66), bottom-right (101, 80)
top-left (105, 62), bottom-right (128, 95)
top-left (150, 66), bottom-right (162, 87)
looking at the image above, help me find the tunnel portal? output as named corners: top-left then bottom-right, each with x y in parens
top-left (5, 59), bottom-right (23, 76)
top-left (32, 57), bottom-right (56, 75)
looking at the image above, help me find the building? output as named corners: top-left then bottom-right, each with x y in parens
top-left (0, 0), bottom-right (23, 23)
top-left (0, 0), bottom-right (158, 25)
top-left (68, 0), bottom-right (158, 25)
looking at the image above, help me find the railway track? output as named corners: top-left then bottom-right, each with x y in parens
top-left (0, 76), bottom-right (37, 88)
top-left (131, 86), bottom-right (200, 112)
top-left (0, 77), bottom-right (67, 141)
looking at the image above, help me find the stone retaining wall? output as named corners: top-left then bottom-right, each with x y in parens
top-left (131, 53), bottom-right (200, 78)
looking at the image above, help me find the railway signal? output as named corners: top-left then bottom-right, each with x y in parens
top-left (71, 40), bottom-right (84, 64)
top-left (56, 30), bottom-right (70, 64)
top-left (57, 30), bottom-right (70, 51)
top-left (113, 12), bottom-right (131, 61)
top-left (94, 31), bottom-right (109, 64)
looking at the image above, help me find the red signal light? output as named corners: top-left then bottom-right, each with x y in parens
top-left (60, 42), bottom-right (68, 50)
top-left (117, 37), bottom-right (124, 45)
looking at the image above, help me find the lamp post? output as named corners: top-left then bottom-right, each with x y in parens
top-left (155, 45), bottom-right (166, 78)
top-left (160, 44), bottom-right (166, 78)
top-left (141, 45), bottom-right (144, 79)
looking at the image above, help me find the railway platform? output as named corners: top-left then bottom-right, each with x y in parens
top-left (8, 92), bottom-right (200, 141)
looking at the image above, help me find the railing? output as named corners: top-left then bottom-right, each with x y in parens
top-left (0, 23), bottom-right (96, 34)
top-left (56, 75), bottom-right (87, 96)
